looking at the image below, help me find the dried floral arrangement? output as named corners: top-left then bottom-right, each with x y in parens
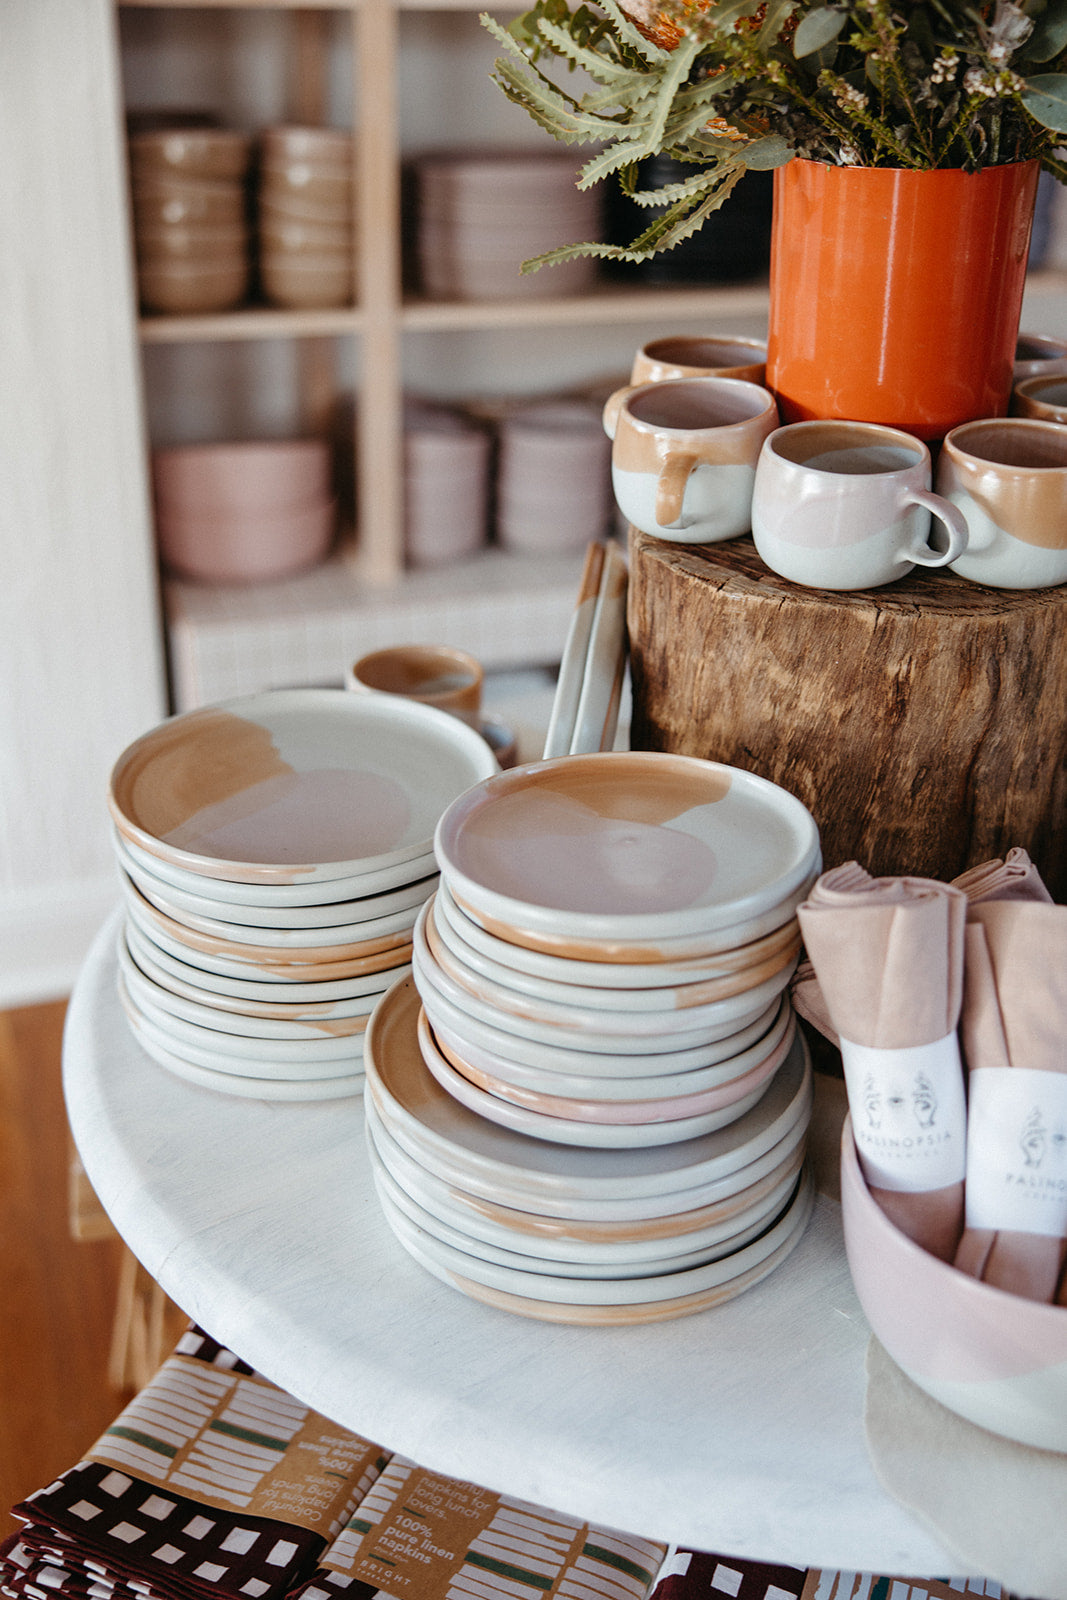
top-left (481, 0), bottom-right (1067, 265)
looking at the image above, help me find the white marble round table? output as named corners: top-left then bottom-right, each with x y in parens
top-left (63, 911), bottom-right (957, 1578)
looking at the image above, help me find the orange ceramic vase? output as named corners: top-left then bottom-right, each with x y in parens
top-left (766, 158), bottom-right (1040, 440)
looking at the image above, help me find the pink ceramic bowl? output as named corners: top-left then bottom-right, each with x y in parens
top-left (153, 438), bottom-right (332, 514)
top-left (840, 1116), bottom-right (1067, 1452)
top-left (156, 497), bottom-right (336, 584)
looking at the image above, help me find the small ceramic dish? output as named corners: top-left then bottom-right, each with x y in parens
top-left (416, 970), bottom-right (782, 1078)
top-left (109, 688), bottom-right (497, 886)
top-left (123, 898), bottom-right (413, 985)
top-left (123, 877), bottom-right (417, 964)
top-left (366, 1095), bottom-right (804, 1260)
top-left (434, 876), bottom-right (802, 990)
top-left (119, 978), bottom-right (365, 1077)
top-left (119, 937), bottom-right (377, 1038)
top-left (120, 845), bottom-right (436, 929)
top-left (363, 975), bottom-right (811, 1206)
top-left (423, 1006), bottom-right (794, 1122)
top-left (122, 919), bottom-right (405, 1010)
top-left (364, 1076), bottom-right (809, 1228)
top-left (415, 1009), bottom-right (771, 1147)
top-left (119, 972), bottom-right (368, 1064)
top-left (120, 991), bottom-right (363, 1102)
top-left (368, 1148), bottom-right (791, 1280)
top-left (427, 890), bottom-right (799, 1015)
top-left (423, 992), bottom-right (793, 1100)
top-left (434, 750), bottom-right (820, 946)
top-left (841, 1117), bottom-right (1067, 1453)
top-left (412, 910), bottom-right (789, 1053)
top-left (371, 1160), bottom-right (814, 1319)
top-left (115, 827), bottom-right (438, 908)
top-left (124, 871), bottom-right (422, 950)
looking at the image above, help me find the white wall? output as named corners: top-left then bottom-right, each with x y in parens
top-left (0, 1), bottom-right (167, 1007)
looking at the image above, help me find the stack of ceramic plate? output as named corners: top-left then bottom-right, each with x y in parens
top-left (107, 689), bottom-right (498, 1100)
top-left (363, 973), bottom-right (815, 1324)
top-left (495, 401), bottom-right (613, 554)
top-left (411, 148), bottom-right (601, 301)
top-left (403, 399), bottom-right (492, 568)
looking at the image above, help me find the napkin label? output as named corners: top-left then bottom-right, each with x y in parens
top-left (964, 1066), bottom-right (1067, 1236)
top-left (839, 1031), bottom-right (967, 1192)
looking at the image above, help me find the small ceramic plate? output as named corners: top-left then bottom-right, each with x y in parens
top-left (119, 980), bottom-right (365, 1091)
top-left (116, 827), bottom-right (439, 908)
top-left (433, 878), bottom-right (802, 993)
top-left (119, 936), bottom-right (378, 1038)
top-left (123, 876), bottom-right (418, 959)
top-left (425, 894), bottom-right (799, 1020)
top-left (413, 908), bottom-right (788, 1054)
top-left (434, 751), bottom-right (820, 945)
top-left (119, 841), bottom-right (438, 929)
top-left (415, 1007), bottom-right (771, 1147)
top-left (422, 1006), bottom-right (794, 1122)
top-left (123, 921), bottom-right (401, 1015)
top-left (123, 893), bottom-right (414, 983)
top-left (119, 974), bottom-right (367, 1067)
top-left (417, 969), bottom-right (782, 1078)
top-left (363, 975), bottom-right (811, 1205)
top-left (366, 1098), bottom-right (804, 1267)
top-left (371, 1160), bottom-right (814, 1316)
top-left (109, 688), bottom-right (497, 885)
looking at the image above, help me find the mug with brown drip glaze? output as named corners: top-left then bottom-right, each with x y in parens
top-left (1012, 371), bottom-right (1067, 424)
top-left (936, 417), bottom-right (1067, 589)
top-left (603, 376), bottom-right (779, 544)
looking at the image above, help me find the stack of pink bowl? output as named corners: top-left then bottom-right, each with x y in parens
top-left (411, 148), bottom-right (601, 301)
top-left (152, 437), bottom-right (337, 584)
top-left (362, 750), bottom-right (823, 1322)
top-left (128, 127), bottom-right (253, 314)
top-left (257, 125), bottom-right (356, 309)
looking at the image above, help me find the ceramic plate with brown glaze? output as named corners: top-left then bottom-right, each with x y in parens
top-left (109, 689), bottom-right (497, 885)
top-left (434, 752), bottom-right (819, 948)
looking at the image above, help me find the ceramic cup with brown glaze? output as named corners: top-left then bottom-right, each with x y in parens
top-left (936, 417), bottom-right (1067, 589)
top-left (346, 645), bottom-right (483, 723)
top-left (750, 419), bottom-right (968, 591)
top-left (1014, 331), bottom-right (1067, 383)
top-left (1012, 371), bottom-right (1067, 423)
top-left (603, 376), bottom-right (779, 544)
top-left (602, 337), bottom-right (768, 436)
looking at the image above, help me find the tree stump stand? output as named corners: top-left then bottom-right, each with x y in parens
top-left (626, 529), bottom-right (1067, 902)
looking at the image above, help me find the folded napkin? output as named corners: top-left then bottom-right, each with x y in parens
top-left (950, 845), bottom-right (1053, 906)
top-left (952, 900), bottom-right (1067, 1303)
top-left (797, 863), bottom-right (969, 1261)
top-left (1, 1326), bottom-right (387, 1600)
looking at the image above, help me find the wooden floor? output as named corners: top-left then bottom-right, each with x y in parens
top-left (0, 999), bottom-right (178, 1544)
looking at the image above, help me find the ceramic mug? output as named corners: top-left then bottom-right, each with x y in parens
top-left (1014, 331), bottom-right (1067, 383)
top-left (346, 645), bottom-right (483, 723)
top-left (602, 337), bottom-right (768, 436)
top-left (936, 417), bottom-right (1067, 589)
top-left (603, 376), bottom-right (779, 544)
top-left (1012, 372), bottom-right (1067, 423)
top-left (750, 419), bottom-right (968, 590)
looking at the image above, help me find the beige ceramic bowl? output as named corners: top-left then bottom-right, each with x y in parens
top-left (132, 182), bottom-right (248, 229)
top-left (138, 256), bottom-right (249, 315)
top-left (840, 1118), bottom-right (1067, 1453)
top-left (156, 496), bottom-right (337, 584)
top-left (261, 253), bottom-right (354, 309)
top-left (259, 218), bottom-right (352, 255)
top-left (129, 127), bottom-right (253, 181)
top-left (258, 190), bottom-right (353, 228)
top-left (136, 222), bottom-right (248, 262)
top-left (259, 157), bottom-right (353, 208)
top-left (260, 124), bottom-right (354, 163)
top-left (152, 437), bottom-right (332, 513)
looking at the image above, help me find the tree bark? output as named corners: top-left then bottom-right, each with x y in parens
top-left (627, 530), bottom-right (1067, 901)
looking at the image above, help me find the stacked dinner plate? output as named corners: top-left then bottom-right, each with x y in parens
top-left (362, 749), bottom-right (822, 1320)
top-left (107, 689), bottom-right (498, 1101)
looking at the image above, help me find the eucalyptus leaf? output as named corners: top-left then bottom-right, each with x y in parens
top-left (793, 7), bottom-right (847, 58)
top-left (1021, 72), bottom-right (1067, 131)
top-left (1023, 0), bottom-right (1067, 64)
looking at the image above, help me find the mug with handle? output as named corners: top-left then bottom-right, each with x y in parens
top-left (750, 419), bottom-right (969, 590)
top-left (936, 417), bottom-right (1067, 589)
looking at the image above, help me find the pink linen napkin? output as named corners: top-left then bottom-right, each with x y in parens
top-left (952, 900), bottom-right (1067, 1303)
top-left (797, 863), bottom-right (969, 1261)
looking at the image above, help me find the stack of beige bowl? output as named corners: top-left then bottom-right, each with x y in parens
top-left (258, 125), bottom-right (356, 309)
top-left (152, 437), bottom-right (337, 584)
top-left (128, 127), bottom-right (253, 314)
